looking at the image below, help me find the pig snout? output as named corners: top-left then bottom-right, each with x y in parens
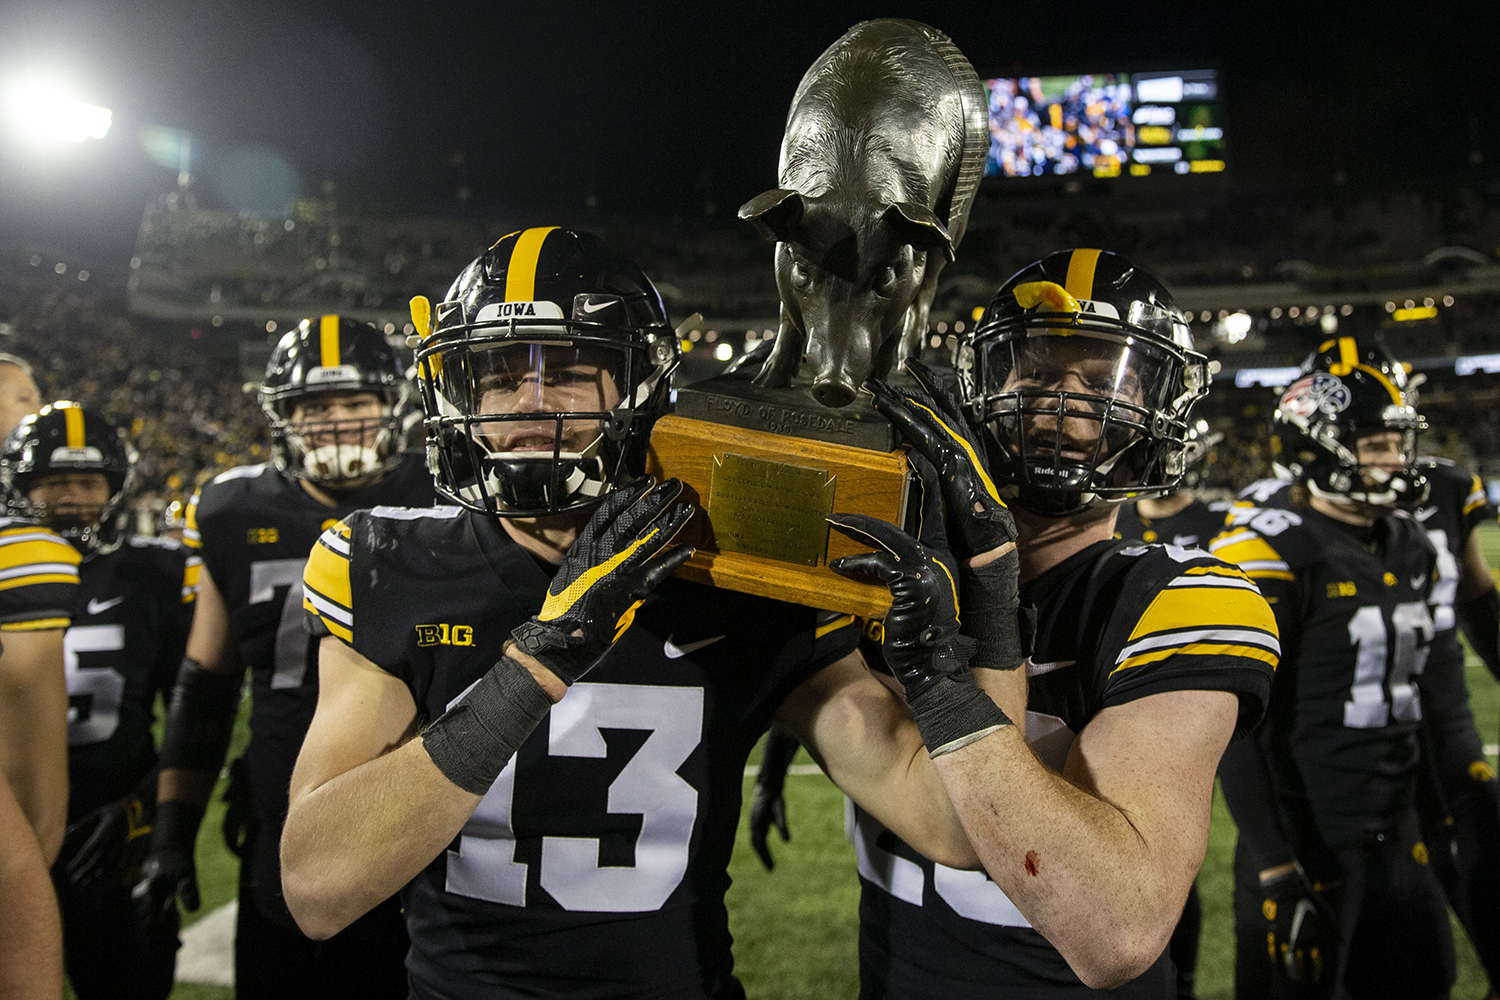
top-left (812, 374), bottom-right (859, 408)
top-left (805, 313), bottom-right (881, 408)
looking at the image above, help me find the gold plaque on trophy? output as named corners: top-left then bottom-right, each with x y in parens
top-left (647, 400), bottom-right (909, 619)
top-left (708, 453), bottom-right (836, 567)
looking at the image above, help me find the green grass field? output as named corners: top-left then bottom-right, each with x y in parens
top-left (144, 523), bottom-right (1500, 999)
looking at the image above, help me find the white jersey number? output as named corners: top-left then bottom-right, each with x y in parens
top-left (64, 624), bottom-right (127, 746)
top-left (1344, 601), bottom-right (1432, 728)
top-left (446, 682), bottom-right (704, 912)
top-left (248, 558), bottom-right (311, 689)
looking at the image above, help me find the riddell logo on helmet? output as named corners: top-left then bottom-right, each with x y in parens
top-left (48, 446), bottom-right (105, 465)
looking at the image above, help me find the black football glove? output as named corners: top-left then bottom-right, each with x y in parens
top-left (828, 512), bottom-right (1012, 756)
top-left (62, 791), bottom-right (153, 889)
top-left (868, 361), bottom-right (1026, 672)
top-left (132, 799), bottom-right (205, 923)
top-left (512, 476), bottom-right (695, 684)
top-left (1259, 864), bottom-right (1340, 985)
top-left (749, 726), bottom-right (800, 871)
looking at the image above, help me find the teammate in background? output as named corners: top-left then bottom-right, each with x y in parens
top-left (1212, 337), bottom-right (1454, 999)
top-left (0, 773), bottom-right (63, 1000)
top-left (134, 318), bottom-right (434, 1000)
top-left (281, 229), bottom-right (862, 999)
top-left (1111, 417), bottom-right (1230, 1000)
top-left (1408, 455), bottom-right (1500, 996)
top-left (1114, 420), bottom-right (1232, 548)
top-left (831, 250), bottom-right (1276, 997)
top-left (0, 352), bottom-right (42, 439)
top-left (2, 402), bottom-right (196, 1000)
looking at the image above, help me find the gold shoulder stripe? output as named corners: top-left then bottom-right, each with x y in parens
top-left (0, 617), bottom-right (70, 632)
top-left (0, 574), bottom-right (78, 592)
top-left (504, 227), bottom-right (559, 302)
top-left (1114, 642), bottom-right (1280, 674)
top-left (303, 594), bottom-right (353, 644)
top-left (1064, 248), bottom-right (1102, 299)
top-left (815, 614), bottom-right (856, 639)
top-left (0, 538), bottom-right (83, 571)
top-left (1211, 535), bottom-right (1287, 569)
top-left (1184, 564), bottom-right (1252, 580)
top-left (303, 536), bottom-right (353, 613)
top-left (1129, 585), bottom-right (1278, 643)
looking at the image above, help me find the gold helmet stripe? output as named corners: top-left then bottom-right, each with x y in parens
top-left (319, 315), bottom-right (342, 368)
top-left (1063, 248), bottom-right (1102, 300)
top-left (1324, 337), bottom-right (1404, 404)
top-left (504, 227), bottom-right (560, 303)
top-left (62, 403), bottom-right (85, 449)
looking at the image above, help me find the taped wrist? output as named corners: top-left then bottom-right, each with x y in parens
top-left (907, 671), bottom-right (1013, 758)
top-left (422, 656), bottom-right (554, 795)
top-left (159, 658), bottom-right (241, 775)
top-left (961, 550), bottom-right (1025, 671)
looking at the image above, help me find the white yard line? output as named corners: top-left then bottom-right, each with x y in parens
top-left (175, 900), bottom-right (236, 986)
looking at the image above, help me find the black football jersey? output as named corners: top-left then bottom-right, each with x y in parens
top-left (1211, 504), bottom-right (1438, 849)
top-left (65, 537), bottom-right (197, 820)
top-left (302, 505), bottom-right (859, 1000)
top-left (1113, 497), bottom-right (1233, 549)
top-left (1412, 458), bottom-right (1494, 782)
top-left (1237, 476), bottom-right (1294, 509)
top-left (854, 540), bottom-right (1277, 998)
top-left (184, 455), bottom-right (435, 924)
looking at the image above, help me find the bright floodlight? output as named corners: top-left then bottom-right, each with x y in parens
top-left (2, 75), bottom-right (112, 145)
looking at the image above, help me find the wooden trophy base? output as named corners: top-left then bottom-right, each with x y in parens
top-left (646, 413), bottom-right (909, 619)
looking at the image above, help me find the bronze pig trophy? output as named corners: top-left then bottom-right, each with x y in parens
top-left (739, 18), bottom-right (988, 407)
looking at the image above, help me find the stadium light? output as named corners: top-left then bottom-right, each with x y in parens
top-left (1, 74), bottom-right (112, 146)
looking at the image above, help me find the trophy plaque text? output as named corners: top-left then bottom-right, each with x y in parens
top-left (647, 375), bottom-right (910, 618)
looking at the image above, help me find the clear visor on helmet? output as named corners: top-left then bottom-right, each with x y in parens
top-left (421, 338), bottom-right (645, 514)
top-left (971, 329), bottom-right (1194, 505)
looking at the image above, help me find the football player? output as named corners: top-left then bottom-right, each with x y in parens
top-left (1111, 417), bottom-right (1231, 1000)
top-left (1408, 455), bottom-right (1500, 991)
top-left (1212, 336), bottom-right (1455, 999)
top-left (1114, 419), bottom-right (1232, 549)
top-left (826, 249), bottom-right (1277, 996)
top-left (0, 352), bottom-right (42, 439)
top-left (134, 318), bottom-right (434, 999)
top-left (281, 228), bottom-right (885, 999)
top-left (3, 402), bottom-right (195, 1000)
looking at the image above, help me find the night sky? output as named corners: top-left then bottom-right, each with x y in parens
top-left (1, 0), bottom-right (1495, 261)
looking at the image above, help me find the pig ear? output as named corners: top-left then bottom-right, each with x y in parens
top-left (883, 202), bottom-right (954, 262)
top-left (738, 189), bottom-right (804, 243)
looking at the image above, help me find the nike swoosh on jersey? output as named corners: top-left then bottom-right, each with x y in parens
top-left (664, 634), bottom-right (725, 658)
top-left (1412, 574), bottom-right (1428, 591)
top-left (86, 596), bottom-right (125, 615)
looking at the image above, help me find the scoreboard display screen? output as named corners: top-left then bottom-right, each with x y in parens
top-left (981, 69), bottom-right (1224, 180)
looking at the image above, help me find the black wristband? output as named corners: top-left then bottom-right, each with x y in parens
top-left (149, 799), bottom-right (206, 853)
top-left (422, 656), bottom-right (554, 795)
top-left (159, 658), bottom-right (241, 776)
top-left (907, 671), bottom-right (1014, 758)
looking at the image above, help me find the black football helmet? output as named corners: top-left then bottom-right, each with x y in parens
top-left (1179, 419), bottom-right (1225, 491)
top-left (1, 401), bottom-right (136, 552)
top-left (958, 249), bottom-right (1212, 516)
top-left (260, 316), bottom-right (409, 486)
top-left (412, 227), bottom-right (678, 517)
top-left (1272, 335), bottom-right (1427, 509)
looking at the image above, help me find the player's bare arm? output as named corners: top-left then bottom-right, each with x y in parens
top-left (0, 773), bottom-right (62, 1000)
top-left (0, 628), bottom-right (68, 863)
top-left (282, 636), bottom-right (545, 938)
top-left (935, 686), bottom-right (1237, 988)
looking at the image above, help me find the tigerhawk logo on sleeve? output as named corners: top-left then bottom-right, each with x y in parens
top-left (415, 623), bottom-right (475, 647)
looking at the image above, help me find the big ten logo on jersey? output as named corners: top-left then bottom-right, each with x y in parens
top-left (247, 528), bottom-right (280, 544)
top-left (1226, 504), bottom-right (1302, 536)
top-left (415, 623), bottom-right (475, 648)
